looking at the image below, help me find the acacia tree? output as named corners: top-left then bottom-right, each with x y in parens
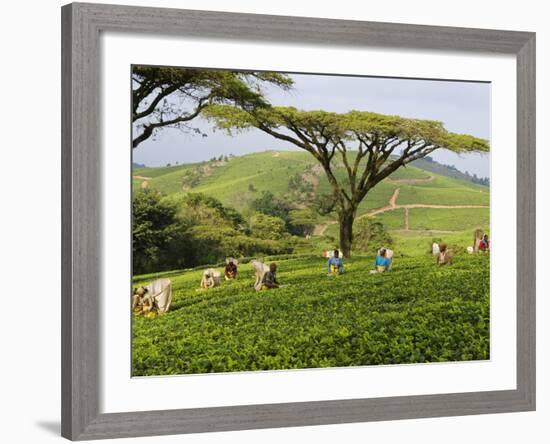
top-left (205, 106), bottom-right (489, 257)
top-left (132, 66), bottom-right (293, 148)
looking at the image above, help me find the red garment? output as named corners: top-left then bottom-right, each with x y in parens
top-left (479, 239), bottom-right (490, 251)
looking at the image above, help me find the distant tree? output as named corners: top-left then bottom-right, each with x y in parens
top-left (132, 66), bottom-right (293, 148)
top-left (471, 175), bottom-right (490, 186)
top-left (206, 106), bottom-right (489, 257)
top-left (288, 209), bottom-right (318, 237)
top-left (248, 183), bottom-right (257, 192)
top-left (133, 190), bottom-right (296, 272)
top-left (181, 193), bottom-right (245, 230)
top-left (288, 173), bottom-right (313, 194)
top-left (250, 191), bottom-right (291, 222)
top-left (250, 212), bottom-right (287, 240)
top-left (353, 218), bottom-right (393, 254)
top-left (185, 225), bottom-right (291, 265)
top-left (132, 190), bottom-right (185, 274)
top-left (181, 169), bottom-right (203, 188)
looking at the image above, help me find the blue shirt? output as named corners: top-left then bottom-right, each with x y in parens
top-left (327, 256), bottom-right (344, 273)
top-left (374, 255), bottom-right (391, 269)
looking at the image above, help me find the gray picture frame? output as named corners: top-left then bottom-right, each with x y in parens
top-left (61, 2), bottom-right (536, 440)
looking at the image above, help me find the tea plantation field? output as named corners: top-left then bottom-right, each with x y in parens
top-left (133, 150), bottom-right (489, 214)
top-left (132, 253), bottom-right (490, 376)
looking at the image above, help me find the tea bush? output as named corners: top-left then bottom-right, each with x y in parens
top-left (132, 253), bottom-right (489, 375)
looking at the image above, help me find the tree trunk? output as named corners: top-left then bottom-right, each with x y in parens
top-left (338, 209), bottom-right (355, 258)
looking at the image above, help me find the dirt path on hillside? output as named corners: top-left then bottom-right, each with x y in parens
top-left (133, 175), bottom-right (152, 189)
top-left (386, 175), bottom-right (435, 185)
top-left (313, 220), bottom-right (338, 236)
top-left (364, 188), bottom-right (400, 217)
top-left (314, 188), bottom-right (400, 236)
top-left (313, 186), bottom-right (488, 236)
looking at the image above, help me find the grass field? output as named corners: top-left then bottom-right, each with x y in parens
top-left (323, 208), bottom-right (406, 239)
top-left (134, 151), bottom-right (318, 210)
top-left (408, 207), bottom-right (490, 231)
top-left (397, 176), bottom-right (489, 206)
top-left (132, 253), bottom-right (490, 376)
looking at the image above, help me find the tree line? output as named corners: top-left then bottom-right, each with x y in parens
top-left (133, 188), bottom-right (392, 274)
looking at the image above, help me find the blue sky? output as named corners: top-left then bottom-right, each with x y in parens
top-left (133, 73), bottom-right (491, 177)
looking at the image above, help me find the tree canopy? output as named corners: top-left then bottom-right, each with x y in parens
top-left (131, 66), bottom-right (293, 148)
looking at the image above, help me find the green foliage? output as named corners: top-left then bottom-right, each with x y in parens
top-left (132, 67), bottom-right (294, 147)
top-left (250, 190), bottom-right (317, 237)
top-left (288, 173), bottom-right (314, 194)
top-left (353, 218), bottom-right (393, 253)
top-left (133, 151), bottom-right (489, 218)
top-left (132, 190), bottom-right (187, 274)
top-left (181, 168), bottom-right (204, 188)
top-left (205, 105), bottom-right (490, 154)
top-left (250, 212), bottom-right (287, 240)
top-left (184, 225), bottom-right (292, 265)
top-left (288, 209), bottom-right (318, 237)
top-left (133, 152), bottom-right (490, 271)
top-left (250, 190), bottom-right (291, 221)
top-left (134, 191), bottom-right (295, 272)
top-left (204, 104), bottom-right (489, 255)
top-left (178, 193), bottom-right (245, 230)
top-left (132, 254), bottom-right (490, 375)
top-left (313, 192), bottom-right (337, 215)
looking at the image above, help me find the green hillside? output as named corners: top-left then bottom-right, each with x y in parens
top-left (133, 151), bottom-right (489, 248)
top-left (412, 156), bottom-right (489, 185)
top-left (133, 150), bottom-right (489, 219)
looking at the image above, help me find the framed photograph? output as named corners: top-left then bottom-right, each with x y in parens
top-left (61, 2), bottom-right (535, 440)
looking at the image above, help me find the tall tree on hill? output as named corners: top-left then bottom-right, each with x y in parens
top-left (132, 66), bottom-right (293, 148)
top-left (205, 106), bottom-right (489, 257)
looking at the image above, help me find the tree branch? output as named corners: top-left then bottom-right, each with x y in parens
top-left (133, 84), bottom-right (182, 121)
top-left (370, 142), bottom-right (436, 186)
top-left (132, 100), bottom-right (208, 148)
top-left (256, 122), bottom-right (312, 154)
top-left (335, 141), bottom-right (356, 194)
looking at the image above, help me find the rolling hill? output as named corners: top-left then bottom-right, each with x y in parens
top-left (133, 151), bottom-right (489, 206)
top-left (133, 150), bottom-right (489, 252)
